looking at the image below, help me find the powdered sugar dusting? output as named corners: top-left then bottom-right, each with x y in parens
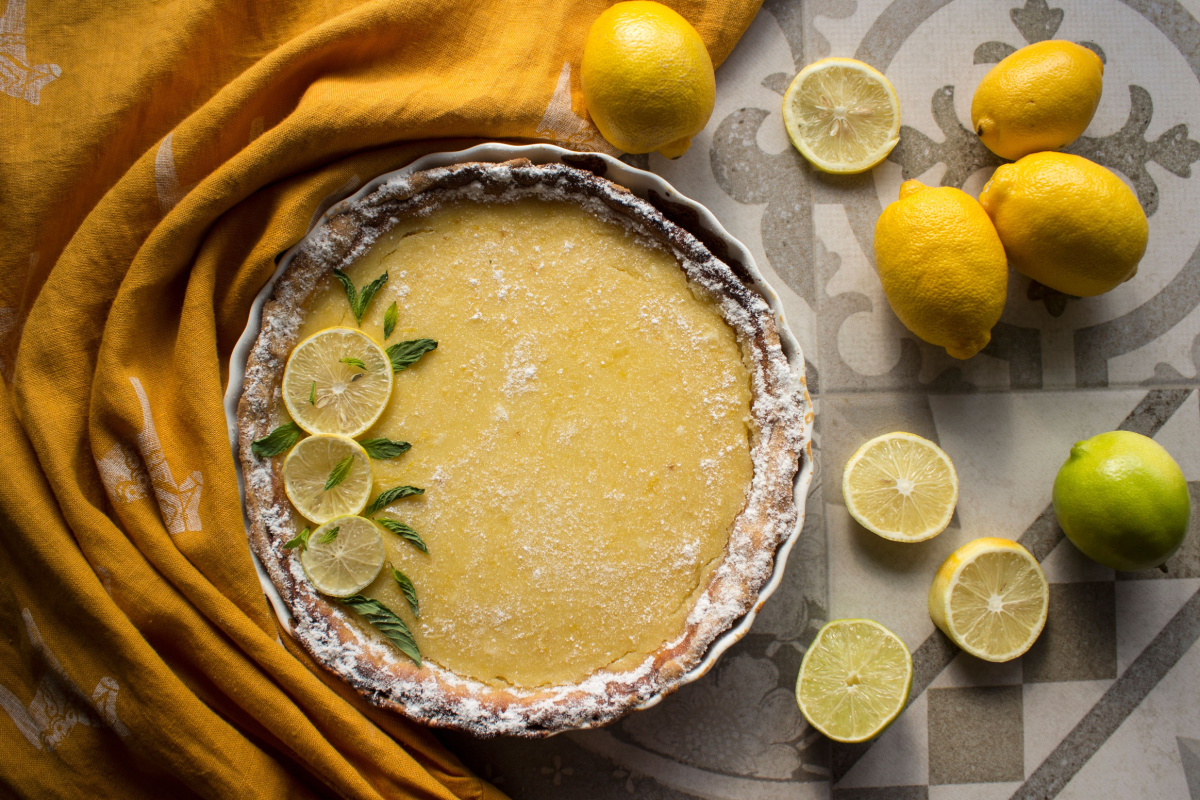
top-left (236, 160), bottom-right (808, 737)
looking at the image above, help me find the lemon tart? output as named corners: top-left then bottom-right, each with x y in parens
top-left (237, 159), bottom-right (808, 736)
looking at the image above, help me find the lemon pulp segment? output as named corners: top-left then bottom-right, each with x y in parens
top-left (783, 58), bottom-right (900, 174)
top-left (842, 432), bottom-right (957, 542)
top-left (796, 619), bottom-right (913, 743)
top-left (295, 197), bottom-right (754, 688)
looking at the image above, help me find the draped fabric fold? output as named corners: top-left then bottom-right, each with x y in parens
top-left (0, 0), bottom-right (761, 795)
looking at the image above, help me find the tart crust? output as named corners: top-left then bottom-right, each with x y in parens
top-left (237, 159), bottom-right (808, 737)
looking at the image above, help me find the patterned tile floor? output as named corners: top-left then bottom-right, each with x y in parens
top-left (441, 1), bottom-right (1200, 797)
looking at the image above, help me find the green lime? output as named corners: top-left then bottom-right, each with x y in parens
top-left (795, 619), bottom-right (913, 743)
top-left (1052, 430), bottom-right (1191, 571)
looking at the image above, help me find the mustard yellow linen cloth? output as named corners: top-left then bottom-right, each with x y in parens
top-left (0, 0), bottom-right (762, 796)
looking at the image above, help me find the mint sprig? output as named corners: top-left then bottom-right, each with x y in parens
top-left (333, 269), bottom-right (388, 326)
top-left (308, 380), bottom-right (316, 405)
top-left (251, 422), bottom-right (303, 458)
top-left (374, 518), bottom-right (427, 553)
top-left (360, 438), bottom-right (411, 460)
top-left (283, 527), bottom-right (311, 551)
top-left (383, 301), bottom-right (398, 341)
top-left (339, 356), bottom-right (366, 370)
top-left (317, 525), bottom-right (340, 545)
top-left (339, 595), bottom-right (421, 665)
top-left (363, 485), bottom-right (424, 517)
top-left (386, 339), bottom-right (437, 373)
top-left (324, 455), bottom-right (354, 491)
top-left (391, 567), bottom-right (419, 618)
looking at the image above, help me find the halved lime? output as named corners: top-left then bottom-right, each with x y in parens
top-left (796, 618), bottom-right (913, 743)
top-left (282, 327), bottom-right (392, 437)
top-left (300, 515), bottom-right (386, 598)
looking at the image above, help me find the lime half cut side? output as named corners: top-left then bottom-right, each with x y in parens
top-left (300, 515), bottom-right (386, 598)
top-left (842, 432), bottom-right (958, 542)
top-left (796, 618), bottom-right (913, 743)
top-left (782, 58), bottom-right (901, 174)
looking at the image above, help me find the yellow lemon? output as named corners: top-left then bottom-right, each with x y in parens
top-left (873, 180), bottom-right (1008, 359)
top-left (580, 1), bottom-right (715, 158)
top-left (782, 58), bottom-right (900, 174)
top-left (928, 538), bottom-right (1048, 663)
top-left (971, 40), bottom-right (1104, 160)
top-left (1053, 431), bottom-right (1191, 571)
top-left (979, 152), bottom-right (1148, 297)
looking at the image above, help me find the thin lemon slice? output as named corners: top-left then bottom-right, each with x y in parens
top-left (300, 515), bottom-right (386, 597)
top-left (842, 432), bottom-right (958, 542)
top-left (929, 538), bottom-right (1048, 662)
top-left (283, 327), bottom-right (392, 437)
top-left (283, 435), bottom-right (372, 524)
top-left (782, 57), bottom-right (901, 174)
top-left (796, 619), bottom-right (913, 743)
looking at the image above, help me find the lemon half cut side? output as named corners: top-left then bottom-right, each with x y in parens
top-left (283, 327), bottom-right (393, 437)
top-left (928, 537), bottom-right (1049, 663)
top-left (300, 515), bottom-right (386, 598)
top-left (796, 618), bottom-right (913, 743)
top-left (783, 58), bottom-right (901, 174)
top-left (842, 432), bottom-right (958, 542)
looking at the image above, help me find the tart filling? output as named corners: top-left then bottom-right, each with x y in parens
top-left (238, 160), bottom-right (808, 736)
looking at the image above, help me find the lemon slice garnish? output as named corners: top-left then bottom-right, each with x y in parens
top-left (796, 618), bottom-right (913, 743)
top-left (300, 515), bottom-right (386, 598)
top-left (842, 432), bottom-right (958, 542)
top-left (283, 434), bottom-right (372, 524)
top-left (928, 538), bottom-right (1049, 662)
top-left (283, 327), bottom-right (392, 437)
top-left (782, 57), bottom-right (900, 174)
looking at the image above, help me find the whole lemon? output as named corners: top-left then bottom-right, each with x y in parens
top-left (971, 40), bottom-right (1104, 160)
top-left (580, 1), bottom-right (715, 158)
top-left (1053, 431), bottom-right (1191, 571)
top-left (873, 180), bottom-right (1008, 359)
top-left (979, 152), bottom-right (1148, 297)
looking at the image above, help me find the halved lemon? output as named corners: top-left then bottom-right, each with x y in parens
top-left (842, 432), bottom-right (958, 542)
top-left (796, 618), bottom-right (913, 743)
top-left (300, 515), bottom-right (386, 597)
top-left (282, 327), bottom-right (392, 437)
top-left (928, 537), bottom-right (1049, 662)
top-left (782, 57), bottom-right (901, 174)
top-left (283, 434), bottom-right (372, 524)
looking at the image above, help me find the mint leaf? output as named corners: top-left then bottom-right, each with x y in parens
top-left (332, 269), bottom-right (388, 325)
top-left (386, 339), bottom-right (438, 373)
top-left (251, 422), bottom-right (302, 458)
top-left (360, 438), bottom-right (411, 460)
top-left (357, 272), bottom-right (388, 322)
top-left (364, 485), bottom-right (424, 517)
top-left (391, 567), bottom-right (419, 617)
top-left (374, 517), bottom-right (427, 553)
top-left (283, 527), bottom-right (311, 551)
top-left (340, 356), bottom-right (366, 370)
top-left (317, 525), bottom-right (340, 544)
top-left (332, 268), bottom-right (358, 319)
top-left (324, 455), bottom-right (354, 491)
top-left (308, 380), bottom-right (316, 405)
top-left (338, 595), bottom-right (420, 665)
top-left (383, 301), bottom-right (398, 340)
